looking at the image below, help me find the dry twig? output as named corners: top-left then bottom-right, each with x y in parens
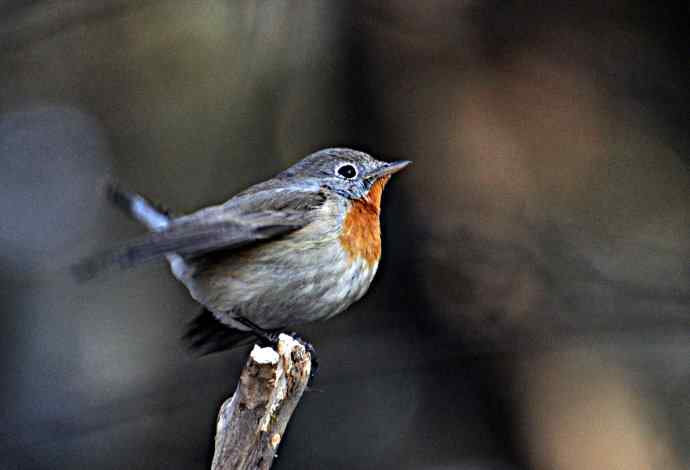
top-left (211, 334), bottom-right (312, 470)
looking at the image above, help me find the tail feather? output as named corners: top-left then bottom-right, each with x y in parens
top-left (183, 308), bottom-right (255, 355)
top-left (106, 182), bottom-right (171, 232)
top-left (71, 182), bottom-right (174, 280)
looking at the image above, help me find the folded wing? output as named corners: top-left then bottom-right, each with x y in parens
top-left (74, 186), bottom-right (326, 280)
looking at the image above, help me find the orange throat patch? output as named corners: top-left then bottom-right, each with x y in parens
top-left (339, 176), bottom-right (390, 267)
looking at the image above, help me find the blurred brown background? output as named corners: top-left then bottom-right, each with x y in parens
top-left (1, 1), bottom-right (688, 469)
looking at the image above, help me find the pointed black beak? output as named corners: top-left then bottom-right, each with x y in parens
top-left (363, 160), bottom-right (411, 180)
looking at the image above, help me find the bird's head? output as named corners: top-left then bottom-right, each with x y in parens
top-left (280, 148), bottom-right (410, 206)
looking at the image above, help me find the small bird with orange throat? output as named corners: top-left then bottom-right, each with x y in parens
top-left (75, 148), bottom-right (410, 355)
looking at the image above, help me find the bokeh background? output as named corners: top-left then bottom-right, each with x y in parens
top-left (1, 1), bottom-right (688, 469)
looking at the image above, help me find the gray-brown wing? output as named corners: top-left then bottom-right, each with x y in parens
top-left (74, 187), bottom-right (326, 279)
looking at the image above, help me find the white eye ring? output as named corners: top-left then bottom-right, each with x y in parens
top-left (335, 163), bottom-right (358, 179)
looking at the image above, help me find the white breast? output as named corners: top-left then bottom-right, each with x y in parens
top-left (319, 255), bottom-right (379, 320)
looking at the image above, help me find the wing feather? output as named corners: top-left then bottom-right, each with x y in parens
top-left (74, 187), bottom-right (326, 280)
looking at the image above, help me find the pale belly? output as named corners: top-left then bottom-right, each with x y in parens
top-left (169, 237), bottom-right (379, 330)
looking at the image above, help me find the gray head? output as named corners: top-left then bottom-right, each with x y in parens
top-left (279, 148), bottom-right (410, 200)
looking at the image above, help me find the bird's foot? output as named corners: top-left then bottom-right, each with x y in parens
top-left (234, 317), bottom-right (319, 384)
top-left (257, 331), bottom-right (318, 380)
top-left (253, 329), bottom-right (282, 348)
top-left (234, 316), bottom-right (280, 345)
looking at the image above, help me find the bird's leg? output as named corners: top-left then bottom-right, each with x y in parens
top-left (234, 316), bottom-right (280, 345)
top-left (234, 317), bottom-right (319, 382)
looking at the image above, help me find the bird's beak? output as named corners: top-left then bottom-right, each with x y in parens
top-left (363, 160), bottom-right (411, 180)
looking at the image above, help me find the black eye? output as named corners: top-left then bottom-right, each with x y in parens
top-left (336, 163), bottom-right (357, 179)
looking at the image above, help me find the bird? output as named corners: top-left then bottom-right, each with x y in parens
top-left (75, 148), bottom-right (410, 355)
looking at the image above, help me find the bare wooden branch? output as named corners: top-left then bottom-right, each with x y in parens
top-left (211, 334), bottom-right (312, 470)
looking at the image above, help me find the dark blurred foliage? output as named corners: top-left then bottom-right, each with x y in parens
top-left (1, 1), bottom-right (688, 469)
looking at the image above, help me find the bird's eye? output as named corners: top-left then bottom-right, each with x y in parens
top-left (336, 163), bottom-right (358, 179)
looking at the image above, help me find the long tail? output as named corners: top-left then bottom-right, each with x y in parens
top-left (106, 182), bottom-right (171, 232)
